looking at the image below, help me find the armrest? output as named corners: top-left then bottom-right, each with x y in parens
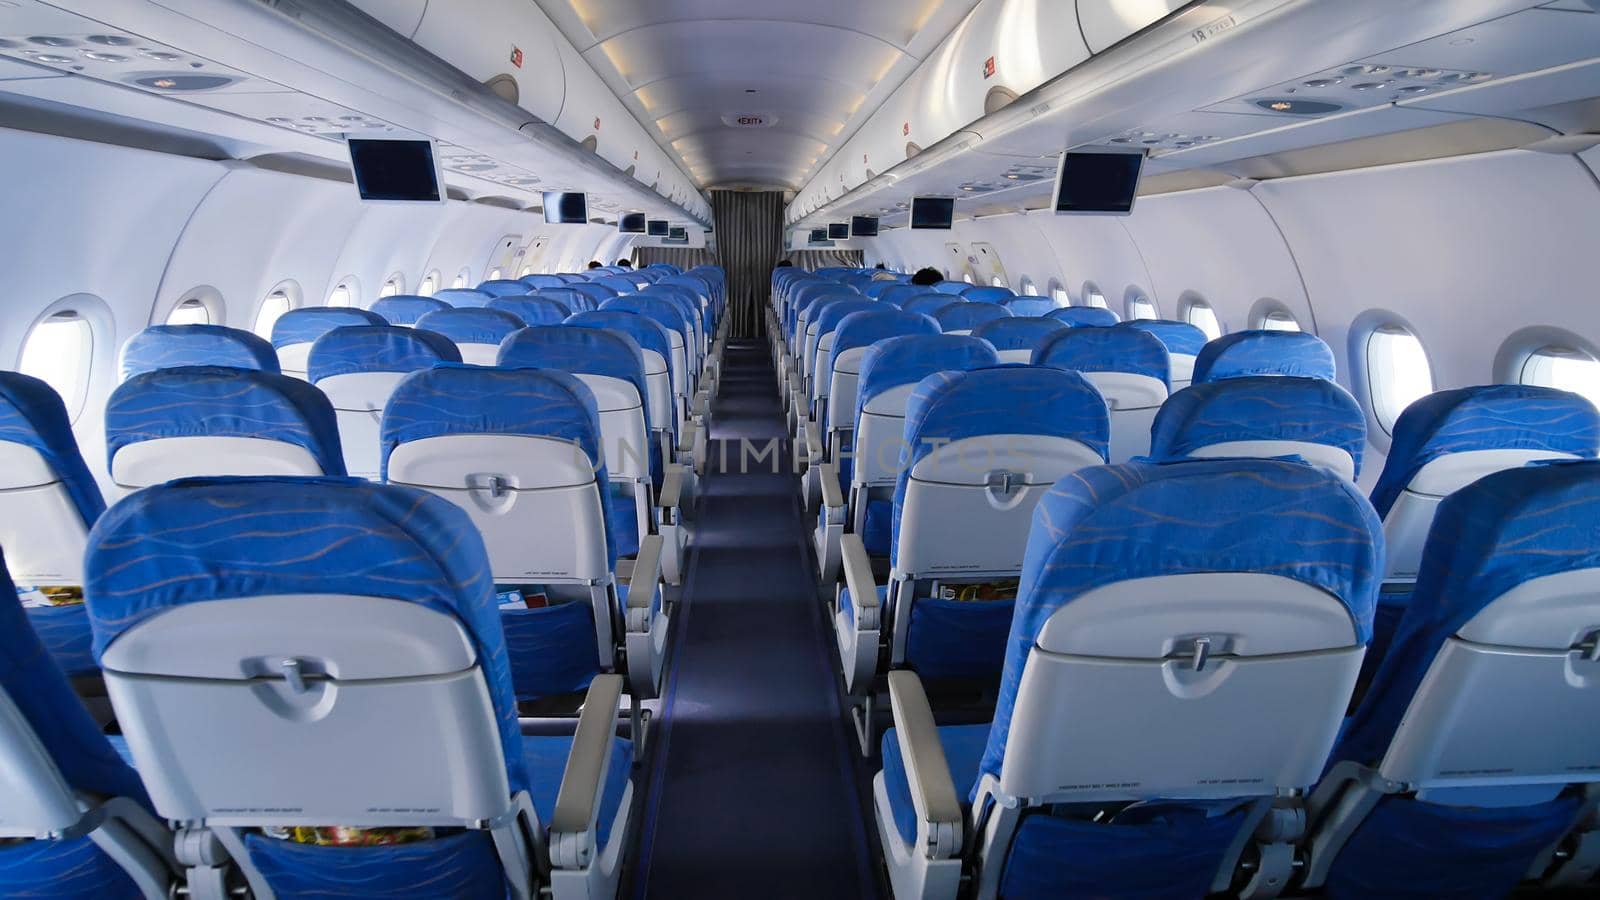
top-left (657, 464), bottom-right (685, 511)
top-left (840, 534), bottom-right (880, 631)
top-left (677, 419), bottom-right (699, 456)
top-left (802, 418), bottom-right (825, 467)
top-left (626, 534), bottom-right (664, 631)
top-left (887, 670), bottom-right (963, 860)
top-left (817, 462), bottom-right (845, 517)
top-left (548, 673), bottom-right (625, 869)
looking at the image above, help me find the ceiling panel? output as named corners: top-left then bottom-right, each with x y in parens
top-left (536, 0), bottom-right (982, 190)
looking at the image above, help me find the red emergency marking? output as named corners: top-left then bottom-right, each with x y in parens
top-left (983, 56), bottom-right (995, 78)
top-left (510, 46), bottom-right (523, 68)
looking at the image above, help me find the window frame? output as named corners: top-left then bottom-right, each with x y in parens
top-left (17, 297), bottom-right (106, 424)
top-left (1350, 311), bottom-right (1434, 445)
top-left (1124, 288), bottom-right (1158, 321)
top-left (252, 280), bottom-right (300, 341)
top-left (327, 277), bottom-right (358, 308)
top-left (1081, 281), bottom-right (1107, 309)
top-left (379, 274), bottom-right (405, 299)
top-left (418, 271), bottom-right (440, 297)
top-left (1181, 294), bottom-right (1222, 340)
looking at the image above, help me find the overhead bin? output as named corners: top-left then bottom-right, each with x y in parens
top-left (1078, 0), bottom-right (1192, 53)
top-left (382, 0), bottom-right (567, 123)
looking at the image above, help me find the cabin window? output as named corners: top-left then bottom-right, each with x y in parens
top-left (20, 310), bottom-right (93, 420)
top-left (1126, 293), bottom-right (1157, 321)
top-left (962, 273), bottom-right (974, 284)
top-left (452, 270), bottom-right (469, 290)
top-left (1366, 324), bottom-right (1433, 434)
top-left (379, 275), bottom-right (404, 298)
top-left (328, 281), bottom-right (355, 307)
top-left (253, 290), bottom-right (293, 340)
top-left (1519, 345), bottom-right (1600, 410)
top-left (519, 265), bottom-right (536, 278)
top-left (989, 274), bottom-right (1007, 288)
top-left (488, 267), bottom-right (503, 281)
top-left (1082, 283), bottom-right (1107, 308)
top-left (166, 297), bottom-right (210, 326)
top-left (1049, 281), bottom-right (1069, 307)
top-left (1019, 278), bottom-right (1038, 296)
top-left (1182, 298), bottom-right (1222, 340)
top-left (418, 271), bottom-right (440, 297)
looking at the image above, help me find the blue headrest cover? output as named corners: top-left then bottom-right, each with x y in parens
top-left (368, 295), bottom-right (450, 326)
top-left (84, 476), bottom-right (530, 794)
top-left (476, 280), bottom-right (534, 298)
top-left (813, 299), bottom-right (882, 337)
top-left (900, 293), bottom-right (958, 317)
top-left (430, 289), bottom-right (493, 308)
top-left (0, 371), bottom-right (104, 528)
top-left (1150, 377), bottom-right (1366, 475)
top-left (413, 308), bottom-right (523, 346)
top-left (970, 316), bottom-right (1069, 353)
top-left (855, 334), bottom-right (1000, 427)
top-left (935, 303), bottom-right (1013, 332)
top-left (486, 296), bottom-right (572, 326)
top-left (879, 285), bottom-right (933, 307)
top-left (599, 296), bottom-right (691, 340)
top-left (961, 286), bottom-right (1014, 304)
top-left (566, 311), bottom-right (673, 363)
top-left (893, 366), bottom-right (1111, 560)
top-left (1122, 319), bottom-right (1209, 356)
top-left (1338, 459), bottom-right (1600, 767)
top-left (595, 276), bottom-right (643, 295)
top-left (519, 275), bottom-right (568, 291)
top-left (932, 281), bottom-right (968, 295)
top-left (1036, 326), bottom-right (1171, 385)
top-left (980, 457), bottom-right (1383, 792)
top-left (1192, 330), bottom-right (1335, 384)
top-left (270, 308), bottom-right (386, 348)
top-left (567, 283), bottom-right (618, 303)
top-left (1046, 307), bottom-right (1120, 328)
top-left (0, 550), bottom-right (149, 807)
top-left (307, 325), bottom-right (461, 382)
top-left (1002, 297), bottom-right (1057, 317)
top-left (107, 366), bottom-right (346, 477)
top-left (1368, 384), bottom-right (1600, 518)
top-left (497, 326), bottom-right (649, 437)
top-left (381, 364), bottom-right (610, 519)
top-left (533, 288), bottom-right (593, 314)
top-left (122, 324), bottom-right (280, 380)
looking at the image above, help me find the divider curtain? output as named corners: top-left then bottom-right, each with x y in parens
top-left (710, 190), bottom-right (784, 338)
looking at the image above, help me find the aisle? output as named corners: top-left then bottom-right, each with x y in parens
top-left (629, 341), bottom-right (882, 899)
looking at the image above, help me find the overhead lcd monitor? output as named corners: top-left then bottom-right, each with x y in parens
top-left (1053, 150), bottom-right (1146, 215)
top-left (542, 191), bottom-right (588, 224)
top-left (618, 212), bottom-right (647, 233)
top-left (851, 215), bottom-right (879, 237)
top-left (827, 222), bottom-right (850, 240)
top-left (809, 228), bottom-right (829, 244)
top-left (347, 138), bottom-right (444, 204)
top-left (665, 226), bottom-right (689, 244)
top-left (647, 219), bottom-right (670, 236)
top-left (910, 196), bottom-right (955, 230)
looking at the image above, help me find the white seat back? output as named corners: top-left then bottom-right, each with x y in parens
top-left (101, 594), bottom-right (513, 825)
top-left (1188, 440), bottom-right (1357, 481)
top-left (387, 435), bottom-right (610, 583)
top-left (1383, 449), bottom-right (1576, 582)
top-left (1379, 567), bottom-right (1600, 793)
top-left (276, 342), bottom-right (313, 380)
top-left (317, 372), bottom-right (411, 479)
top-left (1001, 572), bottom-right (1361, 803)
top-left (854, 385), bottom-right (919, 488)
top-left (1081, 371), bottom-right (1168, 463)
top-left (895, 435), bottom-right (1105, 577)
top-left (0, 443), bottom-right (88, 583)
top-left (455, 343), bottom-right (502, 366)
top-left (112, 437), bottom-right (325, 491)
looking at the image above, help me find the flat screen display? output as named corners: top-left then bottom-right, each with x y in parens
top-left (910, 197), bottom-right (955, 230)
top-left (619, 212), bottom-right (647, 233)
top-left (667, 226), bottom-right (688, 243)
top-left (827, 222), bottom-right (850, 240)
top-left (647, 219), bottom-right (669, 236)
top-left (348, 139), bottom-right (443, 203)
top-left (809, 228), bottom-right (829, 243)
top-left (851, 215), bottom-right (879, 237)
top-left (1053, 151), bottom-right (1145, 215)
top-left (542, 192), bottom-right (588, 224)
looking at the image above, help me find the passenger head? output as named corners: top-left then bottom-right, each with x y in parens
top-left (776, 259), bottom-right (794, 268)
top-left (615, 259), bottom-right (632, 268)
top-left (874, 262), bottom-right (887, 270)
top-left (911, 267), bottom-right (943, 286)
top-left (587, 260), bottom-right (604, 269)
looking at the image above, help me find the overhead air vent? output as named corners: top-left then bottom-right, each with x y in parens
top-left (579, 135), bottom-right (598, 153)
top-left (624, 164), bottom-right (636, 177)
top-left (906, 142), bottom-right (922, 159)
